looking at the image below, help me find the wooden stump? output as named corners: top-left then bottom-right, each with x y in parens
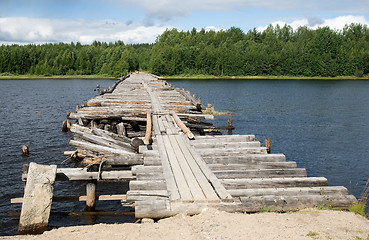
top-left (21, 145), bottom-right (29, 157)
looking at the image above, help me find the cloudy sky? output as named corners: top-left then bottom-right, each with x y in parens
top-left (0, 0), bottom-right (368, 45)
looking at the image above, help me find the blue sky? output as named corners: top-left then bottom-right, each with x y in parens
top-left (0, 0), bottom-right (368, 44)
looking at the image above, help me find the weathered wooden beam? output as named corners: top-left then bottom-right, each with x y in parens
top-left (144, 112), bottom-right (152, 145)
top-left (207, 162), bottom-right (297, 171)
top-left (228, 186), bottom-right (349, 197)
top-left (69, 140), bottom-right (134, 156)
top-left (22, 166), bottom-right (135, 181)
top-left (202, 154), bottom-right (286, 164)
top-left (170, 111), bottom-right (194, 139)
top-left (213, 168), bottom-right (307, 179)
top-left (19, 162), bottom-right (57, 234)
top-left (11, 194), bottom-right (127, 204)
top-left (220, 177), bottom-right (329, 189)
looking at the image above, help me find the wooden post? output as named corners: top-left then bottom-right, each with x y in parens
top-left (228, 119), bottom-right (233, 135)
top-left (86, 182), bottom-right (96, 211)
top-left (144, 111), bottom-right (152, 145)
top-left (265, 138), bottom-right (271, 154)
top-left (62, 119), bottom-right (71, 132)
top-left (22, 145), bottom-right (29, 157)
top-left (19, 162), bottom-right (57, 234)
top-left (116, 122), bottom-right (126, 136)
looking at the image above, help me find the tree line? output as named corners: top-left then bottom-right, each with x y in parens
top-left (0, 23), bottom-right (368, 78)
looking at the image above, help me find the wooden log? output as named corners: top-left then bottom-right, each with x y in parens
top-left (237, 194), bottom-right (357, 212)
top-left (86, 182), bottom-right (96, 211)
top-left (170, 111), bottom-right (194, 139)
top-left (129, 180), bottom-right (167, 191)
top-left (192, 141), bottom-right (261, 149)
top-left (176, 113), bottom-right (214, 120)
top-left (197, 147), bottom-right (269, 155)
top-left (207, 162), bottom-right (297, 171)
top-left (144, 112), bottom-right (152, 145)
top-left (213, 169), bottom-right (307, 179)
top-left (228, 186), bottom-right (349, 197)
top-left (19, 162), bottom-right (57, 234)
top-left (220, 177), bottom-right (329, 189)
top-left (202, 154), bottom-right (286, 164)
top-left (131, 165), bottom-right (162, 175)
top-left (91, 127), bottom-right (131, 143)
top-left (194, 135), bottom-right (256, 142)
top-left (22, 167), bottom-right (135, 181)
top-left (70, 140), bottom-right (134, 156)
top-left (136, 172), bottom-right (165, 181)
top-left (11, 194), bottom-right (127, 204)
top-left (216, 194), bottom-right (357, 213)
top-left (73, 131), bottom-right (135, 153)
top-left (100, 155), bottom-right (144, 166)
top-left (126, 190), bottom-right (169, 202)
top-left (135, 199), bottom-right (171, 219)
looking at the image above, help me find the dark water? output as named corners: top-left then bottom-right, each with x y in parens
top-left (0, 79), bottom-right (134, 236)
top-left (169, 79), bottom-right (369, 200)
top-left (1, 78), bottom-right (368, 235)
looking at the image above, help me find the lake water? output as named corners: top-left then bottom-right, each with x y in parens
top-left (0, 78), bottom-right (368, 235)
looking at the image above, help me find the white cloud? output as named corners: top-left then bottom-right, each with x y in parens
top-left (256, 15), bottom-right (369, 32)
top-left (0, 17), bottom-right (169, 45)
top-left (120, 0), bottom-right (369, 21)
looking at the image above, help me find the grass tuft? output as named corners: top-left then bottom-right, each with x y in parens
top-left (350, 179), bottom-right (369, 218)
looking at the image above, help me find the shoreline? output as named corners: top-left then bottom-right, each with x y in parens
top-left (0, 75), bottom-right (117, 80)
top-left (162, 75), bottom-right (369, 80)
top-left (2, 208), bottom-right (369, 240)
top-left (1, 74), bottom-right (369, 80)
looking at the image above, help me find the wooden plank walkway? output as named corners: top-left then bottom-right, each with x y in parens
top-left (18, 72), bottom-right (358, 227)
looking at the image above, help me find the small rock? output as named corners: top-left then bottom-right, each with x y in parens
top-left (141, 218), bottom-right (154, 224)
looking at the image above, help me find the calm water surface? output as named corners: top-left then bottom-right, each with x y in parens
top-left (0, 78), bottom-right (368, 235)
top-left (170, 79), bottom-right (369, 198)
top-left (0, 79), bottom-right (134, 236)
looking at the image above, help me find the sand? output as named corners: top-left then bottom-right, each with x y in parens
top-left (2, 208), bottom-right (369, 240)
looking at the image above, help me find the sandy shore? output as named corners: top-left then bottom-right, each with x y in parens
top-left (2, 208), bottom-right (369, 240)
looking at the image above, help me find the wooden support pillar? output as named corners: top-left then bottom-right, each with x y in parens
top-left (21, 145), bottom-right (29, 157)
top-left (86, 181), bottom-right (96, 211)
top-left (116, 122), bottom-right (126, 136)
top-left (228, 119), bottom-right (233, 135)
top-left (62, 119), bottom-right (72, 132)
top-left (265, 138), bottom-right (271, 154)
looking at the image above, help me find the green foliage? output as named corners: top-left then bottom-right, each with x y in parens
top-left (307, 231), bottom-right (319, 238)
top-left (349, 202), bottom-right (366, 216)
top-left (0, 24), bottom-right (369, 78)
top-left (0, 41), bottom-right (146, 77)
top-left (350, 179), bottom-right (369, 218)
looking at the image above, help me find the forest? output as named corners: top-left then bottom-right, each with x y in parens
top-left (0, 23), bottom-right (368, 78)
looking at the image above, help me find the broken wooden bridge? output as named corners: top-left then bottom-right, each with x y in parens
top-left (16, 72), bottom-right (357, 232)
